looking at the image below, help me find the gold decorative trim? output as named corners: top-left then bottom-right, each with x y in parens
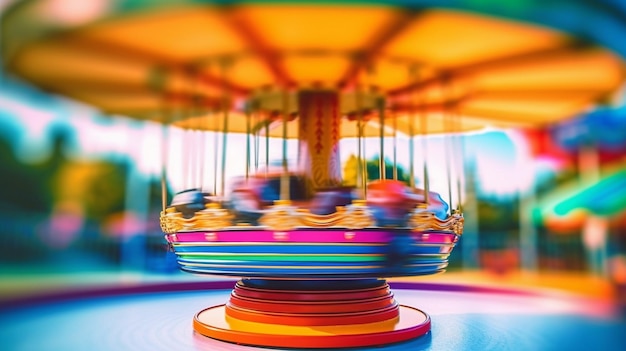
top-left (337, 200), bottom-right (376, 229)
top-left (258, 199), bottom-right (376, 231)
top-left (160, 200), bottom-right (462, 234)
top-left (194, 203), bottom-right (234, 230)
top-left (258, 200), bottom-right (301, 231)
top-left (160, 208), bottom-right (183, 234)
top-left (159, 203), bottom-right (233, 233)
top-left (408, 204), bottom-right (464, 235)
top-left (451, 210), bottom-right (464, 235)
top-left (294, 207), bottom-right (348, 227)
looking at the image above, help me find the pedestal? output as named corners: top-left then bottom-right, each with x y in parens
top-left (193, 279), bottom-right (430, 348)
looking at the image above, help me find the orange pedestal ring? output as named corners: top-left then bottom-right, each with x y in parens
top-left (193, 279), bottom-right (431, 348)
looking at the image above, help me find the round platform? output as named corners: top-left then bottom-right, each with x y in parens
top-left (195, 304), bottom-right (429, 348)
top-left (192, 279), bottom-right (430, 348)
top-left (0, 280), bottom-right (623, 350)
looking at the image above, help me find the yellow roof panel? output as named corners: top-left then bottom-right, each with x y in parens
top-left (238, 5), bottom-right (401, 51)
top-left (13, 40), bottom-right (149, 87)
top-left (383, 10), bottom-right (569, 68)
top-left (473, 49), bottom-right (625, 91)
top-left (227, 56), bottom-right (277, 90)
top-left (283, 55), bottom-right (351, 86)
top-left (462, 93), bottom-right (594, 121)
top-left (364, 59), bottom-right (412, 91)
top-left (73, 7), bottom-right (247, 62)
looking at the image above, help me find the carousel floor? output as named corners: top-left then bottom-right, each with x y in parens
top-left (0, 279), bottom-right (624, 351)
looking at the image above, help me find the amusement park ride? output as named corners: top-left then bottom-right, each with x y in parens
top-left (2, 0), bottom-right (626, 349)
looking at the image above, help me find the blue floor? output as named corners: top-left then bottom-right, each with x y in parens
top-left (0, 285), bottom-right (624, 351)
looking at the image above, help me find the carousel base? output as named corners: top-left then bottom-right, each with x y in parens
top-left (192, 279), bottom-right (431, 348)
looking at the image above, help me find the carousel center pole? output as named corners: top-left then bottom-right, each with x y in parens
top-left (297, 90), bottom-right (342, 190)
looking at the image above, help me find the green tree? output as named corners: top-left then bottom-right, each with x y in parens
top-left (366, 156), bottom-right (409, 182)
top-left (53, 159), bottom-right (128, 222)
top-left (0, 123), bottom-right (73, 213)
top-left (342, 154), bottom-right (412, 185)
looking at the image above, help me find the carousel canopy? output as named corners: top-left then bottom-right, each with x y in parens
top-left (2, 0), bottom-right (626, 134)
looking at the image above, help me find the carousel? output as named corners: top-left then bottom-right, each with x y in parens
top-left (159, 89), bottom-right (466, 348)
top-left (3, 0), bottom-right (625, 349)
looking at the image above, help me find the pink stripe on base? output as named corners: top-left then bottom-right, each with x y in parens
top-left (166, 230), bottom-right (458, 244)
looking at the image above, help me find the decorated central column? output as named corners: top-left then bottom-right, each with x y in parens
top-left (297, 90), bottom-right (342, 191)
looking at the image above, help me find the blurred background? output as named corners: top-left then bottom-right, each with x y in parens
top-left (1, 0), bottom-right (625, 313)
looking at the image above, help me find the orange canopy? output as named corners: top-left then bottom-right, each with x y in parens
top-left (2, 2), bottom-right (625, 133)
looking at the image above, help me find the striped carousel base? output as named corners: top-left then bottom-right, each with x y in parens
top-left (193, 279), bottom-right (431, 348)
